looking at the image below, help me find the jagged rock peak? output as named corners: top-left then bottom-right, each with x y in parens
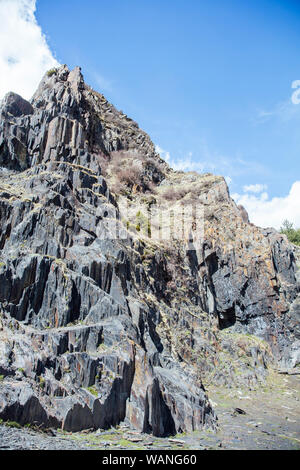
top-left (31, 65), bottom-right (85, 108)
top-left (0, 64), bottom-right (168, 179)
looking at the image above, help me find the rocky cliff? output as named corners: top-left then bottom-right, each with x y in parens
top-left (0, 65), bottom-right (299, 436)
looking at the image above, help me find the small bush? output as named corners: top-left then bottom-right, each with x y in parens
top-left (107, 151), bottom-right (164, 193)
top-left (46, 68), bottom-right (57, 77)
top-left (39, 376), bottom-right (45, 389)
top-left (5, 421), bottom-right (22, 429)
top-left (86, 386), bottom-right (98, 396)
top-left (109, 179), bottom-right (126, 195)
top-left (119, 166), bottom-right (143, 187)
top-left (163, 187), bottom-right (190, 201)
top-left (135, 210), bottom-right (151, 236)
top-left (280, 220), bottom-right (300, 246)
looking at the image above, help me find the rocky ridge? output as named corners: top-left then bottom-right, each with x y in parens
top-left (0, 65), bottom-right (299, 437)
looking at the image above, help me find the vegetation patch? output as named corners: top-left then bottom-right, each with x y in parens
top-left (3, 421), bottom-right (22, 429)
top-left (280, 220), bottom-right (300, 246)
top-left (86, 386), bottom-right (98, 396)
top-left (46, 68), bottom-right (57, 77)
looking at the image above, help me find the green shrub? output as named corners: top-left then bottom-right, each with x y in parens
top-left (47, 68), bottom-right (57, 77)
top-left (39, 376), bottom-right (45, 388)
top-left (86, 386), bottom-right (98, 396)
top-left (280, 220), bottom-right (300, 246)
top-left (5, 421), bottom-right (22, 429)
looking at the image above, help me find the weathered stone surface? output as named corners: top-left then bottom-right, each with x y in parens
top-left (0, 65), bottom-right (298, 435)
top-left (1, 92), bottom-right (34, 118)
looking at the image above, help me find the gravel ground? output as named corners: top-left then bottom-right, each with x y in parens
top-left (0, 426), bottom-right (91, 450)
top-left (0, 371), bottom-right (299, 451)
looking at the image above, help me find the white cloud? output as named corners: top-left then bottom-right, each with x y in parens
top-left (156, 145), bottom-right (208, 172)
top-left (170, 152), bottom-right (206, 172)
top-left (0, 0), bottom-right (59, 100)
top-left (155, 145), bottom-right (170, 162)
top-left (254, 99), bottom-right (300, 125)
top-left (243, 183), bottom-right (268, 193)
top-left (156, 145), bottom-right (300, 230)
top-left (155, 142), bottom-right (268, 183)
top-left (232, 181), bottom-right (300, 230)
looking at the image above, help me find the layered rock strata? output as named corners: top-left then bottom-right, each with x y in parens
top-left (0, 65), bottom-right (298, 434)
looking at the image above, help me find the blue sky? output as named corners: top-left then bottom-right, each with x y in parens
top-left (0, 0), bottom-right (300, 228)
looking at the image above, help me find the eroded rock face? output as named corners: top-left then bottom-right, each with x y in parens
top-left (0, 65), bottom-right (298, 434)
